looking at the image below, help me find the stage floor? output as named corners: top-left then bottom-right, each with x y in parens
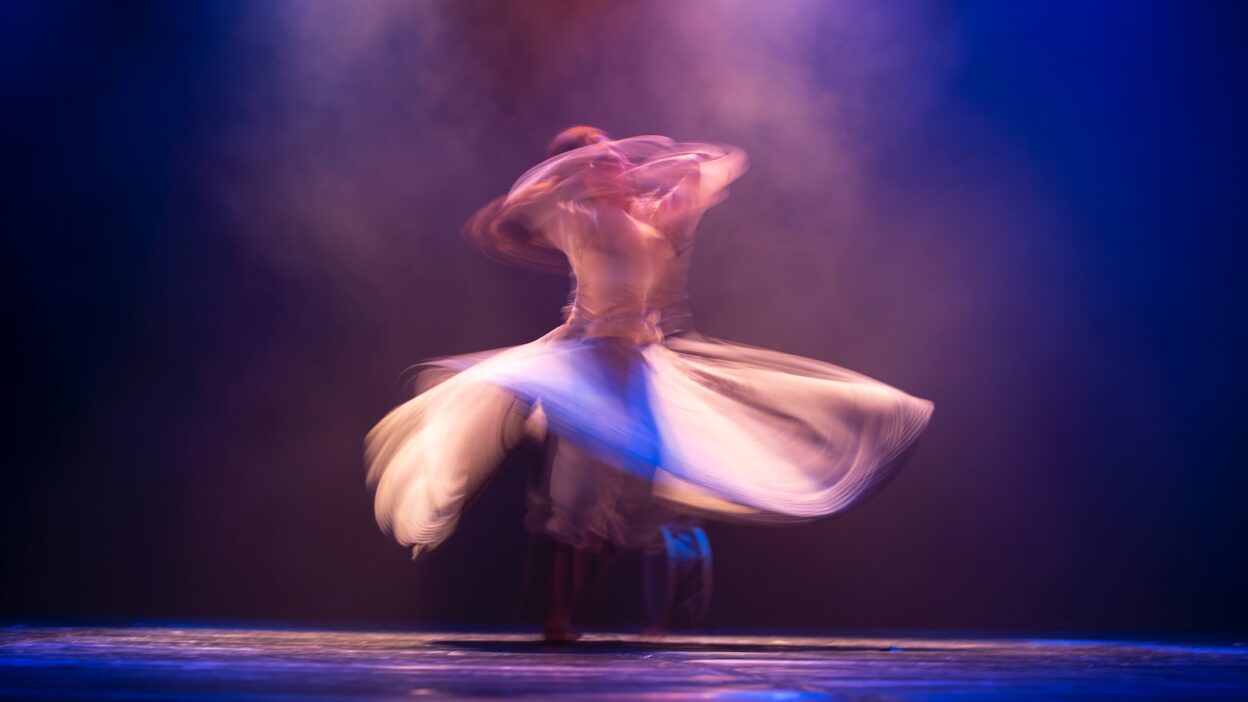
top-left (1, 627), bottom-right (1245, 701)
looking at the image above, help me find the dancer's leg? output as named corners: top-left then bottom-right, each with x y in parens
top-left (544, 541), bottom-right (581, 642)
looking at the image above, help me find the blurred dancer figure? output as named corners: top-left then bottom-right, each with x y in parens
top-left (366, 127), bottom-right (933, 639)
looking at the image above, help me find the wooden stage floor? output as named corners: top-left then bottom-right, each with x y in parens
top-left (1, 626), bottom-right (1245, 700)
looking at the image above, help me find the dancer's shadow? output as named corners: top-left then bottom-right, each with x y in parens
top-left (429, 637), bottom-right (942, 655)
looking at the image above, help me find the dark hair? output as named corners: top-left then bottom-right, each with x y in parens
top-left (547, 125), bottom-right (611, 157)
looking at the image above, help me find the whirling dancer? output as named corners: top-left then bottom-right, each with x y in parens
top-left (366, 127), bottom-right (933, 639)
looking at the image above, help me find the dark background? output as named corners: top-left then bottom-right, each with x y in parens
top-left (4, 1), bottom-right (1246, 634)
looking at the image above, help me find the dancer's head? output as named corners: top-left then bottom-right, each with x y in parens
top-left (547, 125), bottom-right (611, 157)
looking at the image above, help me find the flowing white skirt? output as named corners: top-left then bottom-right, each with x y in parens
top-left (366, 331), bottom-right (933, 556)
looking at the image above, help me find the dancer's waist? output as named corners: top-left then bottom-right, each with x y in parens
top-left (561, 300), bottom-right (693, 342)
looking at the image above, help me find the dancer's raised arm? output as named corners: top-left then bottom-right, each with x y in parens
top-left (463, 177), bottom-right (568, 273)
top-left (629, 142), bottom-right (749, 232)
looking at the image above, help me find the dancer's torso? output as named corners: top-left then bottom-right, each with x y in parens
top-left (547, 200), bottom-right (695, 344)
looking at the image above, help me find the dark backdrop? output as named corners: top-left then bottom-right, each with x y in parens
top-left (4, 1), bottom-right (1246, 634)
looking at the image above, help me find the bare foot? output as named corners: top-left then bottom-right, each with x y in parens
top-left (542, 621), bottom-right (582, 644)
